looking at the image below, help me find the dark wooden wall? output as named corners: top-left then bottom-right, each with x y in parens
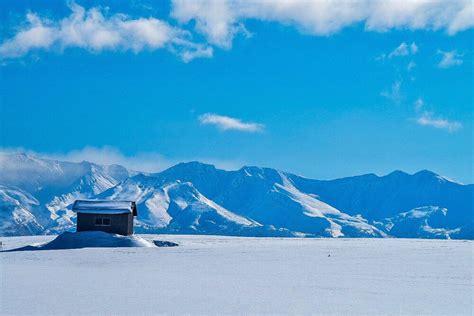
top-left (77, 213), bottom-right (134, 236)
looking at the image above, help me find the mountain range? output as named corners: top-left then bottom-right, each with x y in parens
top-left (0, 152), bottom-right (472, 239)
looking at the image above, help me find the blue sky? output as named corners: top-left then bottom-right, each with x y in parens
top-left (0, 0), bottom-right (472, 183)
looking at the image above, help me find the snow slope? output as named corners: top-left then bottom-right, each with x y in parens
top-left (0, 235), bottom-right (471, 315)
top-left (0, 184), bottom-right (43, 236)
top-left (104, 178), bottom-right (263, 234)
top-left (380, 206), bottom-right (457, 239)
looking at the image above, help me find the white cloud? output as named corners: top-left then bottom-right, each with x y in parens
top-left (407, 61), bottom-right (416, 71)
top-left (437, 50), bottom-right (463, 68)
top-left (199, 113), bottom-right (264, 132)
top-left (381, 80), bottom-right (402, 104)
top-left (0, 146), bottom-right (175, 173)
top-left (171, 0), bottom-right (473, 47)
top-left (180, 45), bottom-right (213, 62)
top-left (171, 1), bottom-right (239, 48)
top-left (3, 2), bottom-right (473, 59)
top-left (0, 3), bottom-right (212, 61)
top-left (49, 146), bottom-right (177, 172)
top-left (410, 42), bottom-right (419, 54)
top-left (416, 112), bottom-right (462, 132)
top-left (388, 42), bottom-right (418, 58)
top-left (414, 98), bottom-right (424, 111)
top-left (411, 99), bottom-right (461, 133)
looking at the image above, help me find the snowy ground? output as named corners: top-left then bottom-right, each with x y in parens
top-left (1, 235), bottom-right (472, 315)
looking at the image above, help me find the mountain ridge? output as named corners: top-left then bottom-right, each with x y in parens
top-left (0, 152), bottom-right (472, 238)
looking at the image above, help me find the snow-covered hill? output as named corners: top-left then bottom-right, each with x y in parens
top-left (0, 153), bottom-right (472, 238)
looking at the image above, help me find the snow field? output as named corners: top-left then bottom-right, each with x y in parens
top-left (0, 235), bottom-right (472, 315)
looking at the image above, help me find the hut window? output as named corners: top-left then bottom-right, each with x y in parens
top-left (94, 217), bottom-right (111, 226)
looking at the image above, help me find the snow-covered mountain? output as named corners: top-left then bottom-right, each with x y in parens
top-left (0, 153), bottom-right (472, 239)
top-left (137, 162), bottom-right (387, 237)
top-left (96, 166), bottom-right (384, 237)
top-left (0, 153), bottom-right (132, 235)
top-left (290, 170), bottom-right (473, 231)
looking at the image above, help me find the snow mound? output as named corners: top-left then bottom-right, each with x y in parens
top-left (7, 231), bottom-right (157, 251)
top-left (153, 240), bottom-right (179, 247)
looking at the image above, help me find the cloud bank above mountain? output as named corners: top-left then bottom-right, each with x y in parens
top-left (0, 147), bottom-right (244, 174)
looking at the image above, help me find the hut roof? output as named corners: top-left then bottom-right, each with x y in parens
top-left (72, 200), bottom-right (137, 216)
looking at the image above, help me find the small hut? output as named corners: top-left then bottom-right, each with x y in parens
top-left (72, 200), bottom-right (137, 236)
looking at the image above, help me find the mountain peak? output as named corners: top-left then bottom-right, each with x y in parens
top-left (386, 170), bottom-right (410, 177)
top-left (1, 152), bottom-right (33, 161)
top-left (166, 161), bottom-right (218, 172)
top-left (0, 152), bottom-right (53, 170)
top-left (413, 169), bottom-right (462, 184)
top-left (383, 169), bottom-right (457, 183)
top-left (156, 161), bottom-right (221, 181)
top-left (239, 165), bottom-right (286, 174)
top-left (414, 169), bottom-right (438, 177)
top-left (240, 165), bottom-right (264, 173)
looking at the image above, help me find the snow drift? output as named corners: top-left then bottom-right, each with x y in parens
top-left (6, 231), bottom-right (157, 251)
